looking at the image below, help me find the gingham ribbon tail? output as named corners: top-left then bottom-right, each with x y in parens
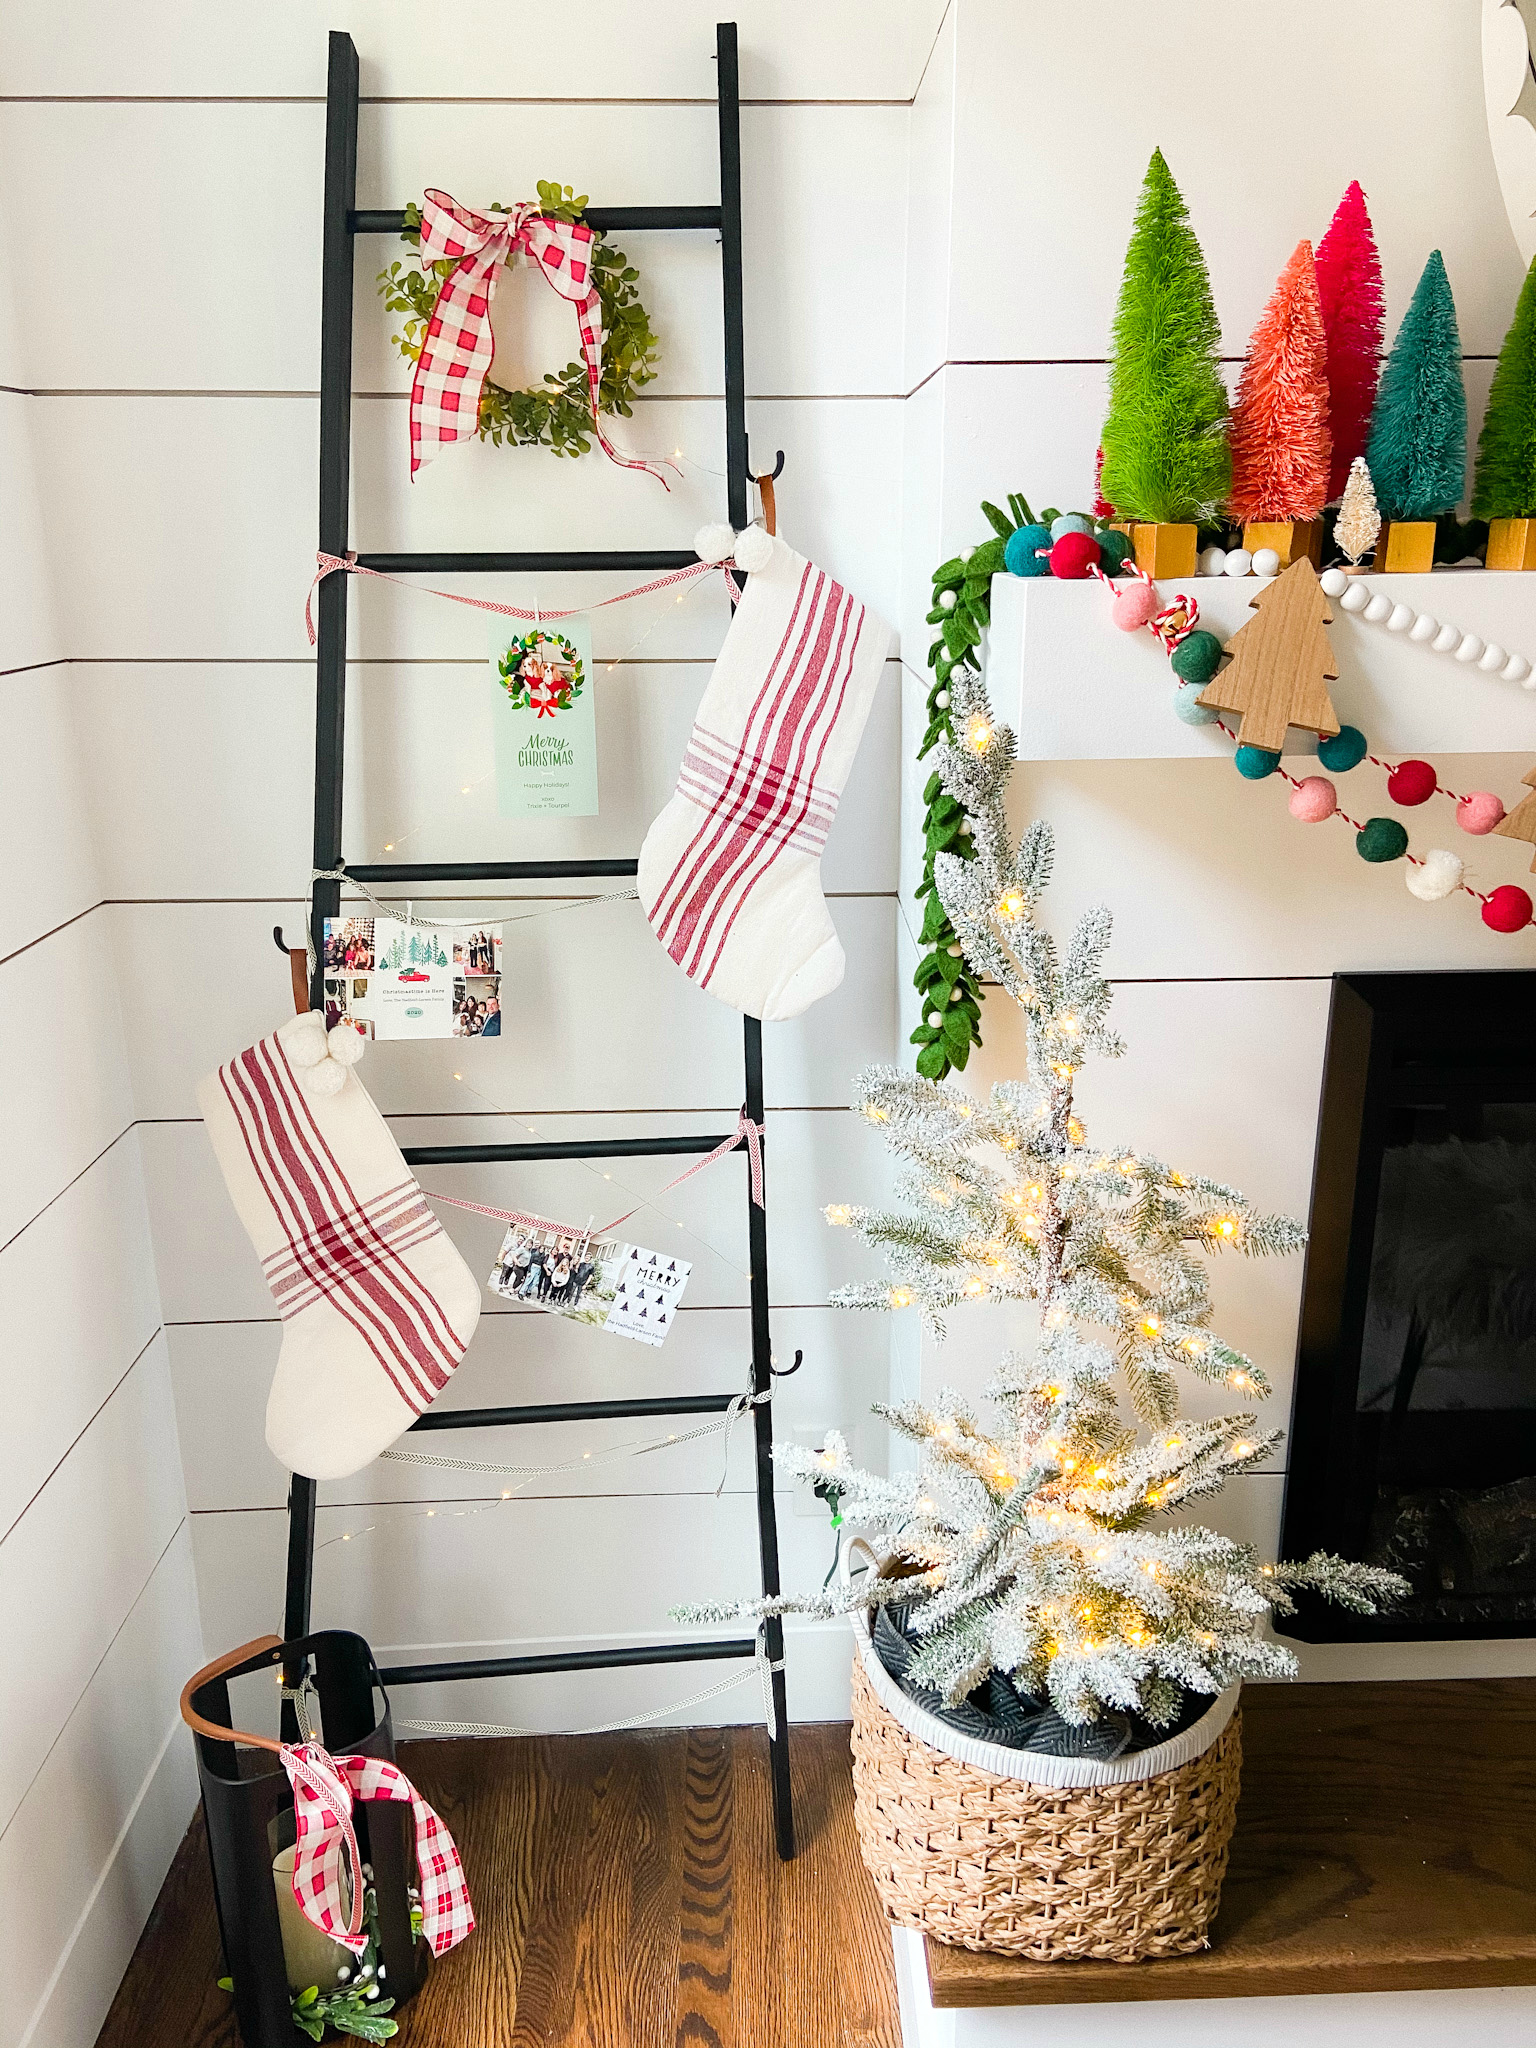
top-left (281, 1741), bottom-right (475, 1958)
top-left (408, 189), bottom-right (673, 487)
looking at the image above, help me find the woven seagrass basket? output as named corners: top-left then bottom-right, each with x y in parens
top-left (847, 1607), bottom-right (1243, 1963)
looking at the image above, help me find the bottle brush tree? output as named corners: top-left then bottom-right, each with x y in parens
top-left (1334, 456), bottom-right (1382, 565)
top-left (1366, 250), bottom-right (1466, 522)
top-left (1314, 181), bottom-right (1385, 503)
top-left (1099, 149), bottom-right (1231, 527)
top-left (1227, 240), bottom-right (1332, 524)
top-left (678, 671), bottom-right (1404, 1723)
top-left (1471, 254), bottom-right (1536, 519)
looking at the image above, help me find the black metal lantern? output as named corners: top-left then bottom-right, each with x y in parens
top-left (181, 1630), bottom-right (427, 2048)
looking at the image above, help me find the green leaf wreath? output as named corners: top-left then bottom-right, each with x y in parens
top-left (496, 627), bottom-right (587, 712)
top-left (376, 180), bottom-right (661, 457)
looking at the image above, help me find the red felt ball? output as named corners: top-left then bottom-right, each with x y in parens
top-left (1387, 758), bottom-right (1436, 807)
top-left (1482, 884), bottom-right (1533, 934)
top-left (1050, 531), bottom-right (1102, 580)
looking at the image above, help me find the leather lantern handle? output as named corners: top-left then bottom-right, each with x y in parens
top-left (180, 1633), bottom-right (287, 1755)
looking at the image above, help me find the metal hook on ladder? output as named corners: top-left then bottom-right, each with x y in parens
top-left (745, 437), bottom-right (785, 537)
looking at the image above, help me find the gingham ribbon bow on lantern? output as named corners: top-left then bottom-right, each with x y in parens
top-left (409, 189), bottom-right (672, 486)
top-left (280, 1742), bottom-right (474, 1958)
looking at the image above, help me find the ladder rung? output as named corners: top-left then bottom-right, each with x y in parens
top-left (351, 206), bottom-right (722, 237)
top-left (407, 1134), bottom-right (741, 1165)
top-left (353, 550), bottom-right (698, 575)
top-left (345, 860), bottom-right (638, 883)
top-left (409, 1394), bottom-right (739, 1432)
top-left (380, 1637), bottom-right (755, 1687)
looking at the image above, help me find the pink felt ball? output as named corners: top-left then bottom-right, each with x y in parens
top-left (1050, 531), bottom-right (1102, 580)
top-left (1482, 884), bottom-right (1533, 934)
top-left (1111, 582), bottom-right (1159, 631)
top-left (1288, 775), bottom-right (1337, 823)
top-left (1387, 758), bottom-right (1437, 807)
top-left (1457, 790), bottom-right (1506, 836)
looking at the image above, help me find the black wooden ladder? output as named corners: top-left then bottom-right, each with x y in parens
top-left (287, 20), bottom-right (794, 1859)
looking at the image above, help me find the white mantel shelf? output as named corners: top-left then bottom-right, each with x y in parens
top-left (989, 571), bottom-right (1536, 762)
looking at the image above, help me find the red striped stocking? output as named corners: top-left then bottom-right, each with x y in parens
top-left (638, 535), bottom-right (892, 1020)
top-left (197, 1012), bottom-right (481, 1479)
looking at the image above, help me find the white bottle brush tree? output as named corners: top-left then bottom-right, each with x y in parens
top-left (678, 669), bottom-right (1404, 1726)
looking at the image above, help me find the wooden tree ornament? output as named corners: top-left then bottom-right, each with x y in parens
top-left (1196, 557), bottom-right (1342, 754)
top-left (1494, 766), bottom-right (1536, 870)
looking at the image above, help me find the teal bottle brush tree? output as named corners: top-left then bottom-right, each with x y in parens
top-left (1099, 149), bottom-right (1231, 526)
top-left (1366, 250), bottom-right (1466, 522)
top-left (1472, 254), bottom-right (1536, 519)
top-left (678, 669), bottom-right (1404, 1723)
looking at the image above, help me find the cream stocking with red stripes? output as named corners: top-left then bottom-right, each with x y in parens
top-left (197, 1011), bottom-right (481, 1480)
top-left (638, 534), bottom-right (891, 1021)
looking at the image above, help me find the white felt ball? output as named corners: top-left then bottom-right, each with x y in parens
top-left (1478, 643), bottom-right (1509, 674)
top-left (1251, 547), bottom-right (1281, 577)
top-left (1409, 614), bottom-right (1438, 643)
top-left (926, 1011), bottom-right (942, 1029)
top-left (282, 1015), bottom-right (329, 1067)
top-left (327, 1023), bottom-right (365, 1066)
top-left (948, 986), bottom-right (963, 1002)
top-left (1319, 568), bottom-right (1348, 598)
top-left (1454, 633), bottom-right (1485, 665)
top-left (1340, 581), bottom-right (1372, 613)
top-left (1431, 622), bottom-right (1460, 653)
top-left (1363, 593), bottom-right (1393, 624)
top-left (1223, 549), bottom-right (1253, 577)
top-left (958, 819), bottom-right (972, 835)
top-left (1406, 849), bottom-right (1463, 902)
top-left (946, 943), bottom-right (963, 956)
top-left (934, 689), bottom-right (949, 708)
top-left (301, 1058), bottom-right (348, 1098)
top-left (1198, 546), bottom-right (1227, 576)
top-left (1386, 603), bottom-right (1415, 633)
top-left (1504, 653), bottom-right (1532, 685)
top-left (693, 521), bottom-right (735, 565)
top-left (733, 524), bottom-right (775, 573)
top-left (960, 546), bottom-right (974, 563)
top-left (938, 589), bottom-right (957, 610)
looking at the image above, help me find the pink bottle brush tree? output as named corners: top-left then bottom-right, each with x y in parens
top-left (1314, 181), bottom-right (1385, 504)
top-left (1228, 240), bottom-right (1332, 524)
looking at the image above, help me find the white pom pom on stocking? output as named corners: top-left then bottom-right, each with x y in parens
top-left (638, 533), bottom-right (892, 1020)
top-left (197, 1010), bottom-right (481, 1478)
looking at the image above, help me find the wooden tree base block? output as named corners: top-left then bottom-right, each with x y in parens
top-left (1130, 523), bottom-right (1198, 579)
top-left (1242, 520), bottom-right (1321, 569)
top-left (1374, 520), bottom-right (1437, 573)
top-left (1485, 517), bottom-right (1536, 571)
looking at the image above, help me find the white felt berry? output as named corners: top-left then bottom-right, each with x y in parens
top-left (934, 690), bottom-right (949, 708)
top-left (926, 1010), bottom-right (942, 1028)
top-left (693, 522), bottom-right (736, 565)
top-left (958, 819), bottom-right (972, 835)
top-left (733, 524), bottom-right (775, 573)
top-left (938, 589), bottom-right (957, 611)
top-left (1406, 849), bottom-right (1463, 901)
top-left (948, 986), bottom-right (963, 1002)
top-left (960, 546), bottom-right (974, 563)
top-left (946, 943), bottom-right (962, 956)
top-left (327, 1023), bottom-right (365, 1066)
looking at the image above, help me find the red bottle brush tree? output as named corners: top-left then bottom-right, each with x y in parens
top-left (1314, 182), bottom-right (1385, 502)
top-left (1228, 241), bottom-right (1332, 523)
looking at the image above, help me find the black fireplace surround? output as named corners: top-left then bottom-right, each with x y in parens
top-left (1278, 970), bottom-right (1536, 1642)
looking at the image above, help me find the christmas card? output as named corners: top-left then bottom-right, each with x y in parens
top-left (323, 916), bottom-right (503, 1041)
top-left (491, 615), bottom-right (598, 818)
top-left (487, 1222), bottom-right (690, 1345)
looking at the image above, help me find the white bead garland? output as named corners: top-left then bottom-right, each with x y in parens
top-left (1316, 564), bottom-right (1532, 691)
top-left (1198, 546), bottom-right (1227, 577)
top-left (1250, 546), bottom-right (1281, 577)
top-left (1223, 548), bottom-right (1253, 578)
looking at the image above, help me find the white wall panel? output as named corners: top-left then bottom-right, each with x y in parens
top-left (949, 0), bottom-right (1524, 362)
top-left (0, 392), bottom-right (60, 674)
top-left (0, 1134), bottom-right (161, 1540)
top-left (4, 1530), bottom-right (200, 2048)
top-left (0, 667), bottom-right (100, 964)
top-left (0, 1338), bottom-right (186, 1840)
top-left (138, 1106), bottom-right (896, 1326)
top-left (73, 655), bottom-right (900, 899)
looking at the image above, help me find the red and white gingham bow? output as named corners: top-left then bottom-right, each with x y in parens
top-left (280, 1742), bottom-right (474, 1958)
top-left (409, 189), bottom-right (671, 487)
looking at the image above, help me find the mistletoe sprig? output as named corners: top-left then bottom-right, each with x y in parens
top-left (217, 1882), bottom-right (420, 2042)
top-left (376, 181), bottom-right (661, 457)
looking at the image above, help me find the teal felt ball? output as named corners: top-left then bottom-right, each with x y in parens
top-left (1004, 524), bottom-right (1054, 577)
top-left (1050, 513), bottom-right (1094, 540)
top-left (1172, 682), bottom-right (1218, 725)
top-left (1317, 724), bottom-right (1367, 772)
top-left (1169, 630), bottom-right (1224, 685)
top-left (1096, 528), bottom-right (1134, 571)
top-left (1356, 817), bottom-right (1409, 863)
top-left (1235, 745), bottom-right (1280, 779)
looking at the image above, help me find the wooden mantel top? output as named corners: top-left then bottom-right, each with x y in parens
top-left (925, 1678), bottom-right (1536, 2008)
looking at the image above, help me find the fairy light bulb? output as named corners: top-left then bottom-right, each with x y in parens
top-left (1232, 1441), bottom-right (1254, 1458)
top-left (968, 717), bottom-right (992, 752)
top-left (963, 1276), bottom-right (986, 1296)
top-left (998, 891), bottom-right (1025, 920)
top-left (1214, 1215), bottom-right (1239, 1239)
top-left (824, 1204), bottom-right (853, 1226)
top-left (1141, 1315), bottom-right (1161, 1337)
top-left (1165, 1437), bottom-right (1182, 1451)
top-left (1144, 1560), bottom-right (1159, 1577)
top-left (889, 1286), bottom-right (913, 1309)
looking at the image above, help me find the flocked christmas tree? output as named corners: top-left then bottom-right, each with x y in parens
top-left (678, 671), bottom-right (1404, 1723)
top-left (1227, 240), bottom-right (1332, 524)
top-left (1334, 456), bottom-right (1382, 565)
top-left (1366, 250), bottom-right (1466, 522)
top-left (1099, 150), bottom-right (1231, 526)
top-left (1314, 182), bottom-right (1385, 503)
top-left (1471, 255), bottom-right (1536, 519)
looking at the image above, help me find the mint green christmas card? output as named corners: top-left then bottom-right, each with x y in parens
top-left (491, 615), bottom-right (598, 818)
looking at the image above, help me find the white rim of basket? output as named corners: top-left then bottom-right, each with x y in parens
top-left (841, 1535), bottom-right (1240, 1789)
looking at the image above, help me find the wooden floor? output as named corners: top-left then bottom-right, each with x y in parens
top-left (95, 1723), bottom-right (900, 2048)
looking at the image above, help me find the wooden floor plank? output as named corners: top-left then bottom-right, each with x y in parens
top-left (94, 1723), bottom-right (898, 2048)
